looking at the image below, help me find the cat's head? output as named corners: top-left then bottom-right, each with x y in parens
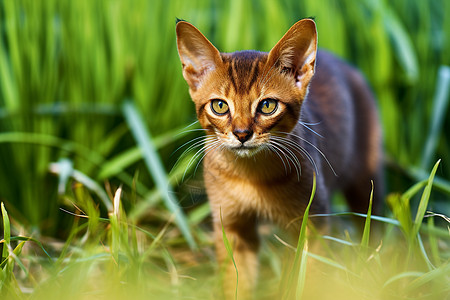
top-left (176, 19), bottom-right (317, 157)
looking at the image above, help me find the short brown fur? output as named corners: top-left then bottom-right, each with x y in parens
top-left (176, 19), bottom-right (383, 299)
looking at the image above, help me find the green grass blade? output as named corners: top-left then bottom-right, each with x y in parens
top-left (400, 164), bottom-right (450, 195)
top-left (122, 100), bottom-right (196, 250)
top-left (188, 202), bottom-right (211, 226)
top-left (416, 233), bottom-right (434, 270)
top-left (311, 212), bottom-right (401, 226)
top-left (283, 172), bottom-right (316, 299)
top-left (307, 252), bottom-right (354, 274)
top-left (383, 271), bottom-right (424, 289)
top-left (1, 203), bottom-right (10, 263)
top-left (361, 181), bottom-right (374, 248)
top-left (11, 241), bottom-right (28, 277)
top-left (142, 218), bottom-right (171, 257)
top-left (0, 132), bottom-right (105, 166)
top-left (426, 216), bottom-right (441, 266)
top-left (383, 7), bottom-right (419, 83)
top-left (402, 179), bottom-right (428, 200)
top-left (220, 208), bottom-right (238, 300)
top-left (421, 66), bottom-right (450, 170)
top-left (412, 160), bottom-right (440, 237)
top-left (0, 39), bottom-right (18, 111)
top-left (98, 124), bottom-right (194, 180)
top-left (296, 173), bottom-right (316, 299)
top-left (97, 147), bottom-right (142, 180)
top-left (49, 162), bottom-right (112, 211)
top-left (405, 262), bottom-right (450, 293)
top-left (10, 236), bottom-right (52, 261)
top-left (295, 242), bottom-right (308, 299)
top-left (321, 235), bottom-right (355, 246)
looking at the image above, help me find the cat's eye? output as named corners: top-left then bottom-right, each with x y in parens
top-left (211, 99), bottom-right (229, 115)
top-left (258, 99), bottom-right (278, 115)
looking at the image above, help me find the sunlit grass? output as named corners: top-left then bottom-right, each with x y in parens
top-left (1, 162), bottom-right (449, 299)
top-left (0, 0), bottom-right (450, 299)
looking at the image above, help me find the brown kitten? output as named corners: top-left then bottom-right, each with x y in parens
top-left (176, 19), bottom-right (383, 298)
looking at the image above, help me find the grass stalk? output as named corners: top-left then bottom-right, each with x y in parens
top-left (1, 203), bottom-right (10, 264)
top-left (220, 208), bottom-right (239, 300)
top-left (421, 67), bottom-right (450, 170)
top-left (122, 100), bottom-right (196, 250)
top-left (282, 172), bottom-right (316, 299)
top-left (360, 181), bottom-right (374, 248)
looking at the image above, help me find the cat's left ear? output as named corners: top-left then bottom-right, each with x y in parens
top-left (176, 21), bottom-right (222, 91)
top-left (267, 19), bottom-right (317, 91)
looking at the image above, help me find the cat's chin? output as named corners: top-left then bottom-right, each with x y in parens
top-left (231, 146), bottom-right (262, 158)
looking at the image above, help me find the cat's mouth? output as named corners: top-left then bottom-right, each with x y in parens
top-left (217, 131), bottom-right (266, 157)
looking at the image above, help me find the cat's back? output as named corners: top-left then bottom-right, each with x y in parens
top-left (303, 50), bottom-right (383, 208)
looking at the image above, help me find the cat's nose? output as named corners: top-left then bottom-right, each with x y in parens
top-left (233, 129), bottom-right (252, 143)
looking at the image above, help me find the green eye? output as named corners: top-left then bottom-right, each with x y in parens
top-left (258, 99), bottom-right (278, 115)
top-left (211, 99), bottom-right (229, 115)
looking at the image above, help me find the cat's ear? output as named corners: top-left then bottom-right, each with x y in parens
top-left (267, 19), bottom-right (317, 91)
top-left (176, 21), bottom-right (222, 90)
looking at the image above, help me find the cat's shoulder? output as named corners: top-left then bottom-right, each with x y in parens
top-left (315, 50), bottom-right (365, 82)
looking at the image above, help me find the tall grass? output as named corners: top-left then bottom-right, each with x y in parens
top-left (0, 0), bottom-right (449, 299)
top-left (1, 162), bottom-right (449, 299)
top-left (0, 0), bottom-right (449, 236)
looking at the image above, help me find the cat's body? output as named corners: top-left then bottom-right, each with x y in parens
top-left (176, 19), bottom-right (383, 298)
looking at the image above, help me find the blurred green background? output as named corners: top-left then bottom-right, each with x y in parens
top-left (0, 0), bottom-right (449, 239)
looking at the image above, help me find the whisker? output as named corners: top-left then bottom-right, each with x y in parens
top-left (173, 137), bottom-right (218, 173)
top-left (271, 139), bottom-right (302, 174)
top-left (271, 135), bottom-right (317, 176)
top-left (193, 140), bottom-right (222, 176)
top-left (182, 120), bottom-right (200, 130)
top-left (171, 136), bottom-right (212, 176)
top-left (179, 136), bottom-right (217, 157)
top-left (175, 120), bottom-right (204, 137)
top-left (176, 128), bottom-right (208, 136)
top-left (270, 140), bottom-right (301, 180)
top-left (298, 121), bottom-right (324, 138)
top-left (278, 136), bottom-right (318, 174)
top-left (179, 136), bottom-right (220, 181)
top-left (267, 143), bottom-right (290, 175)
top-left (282, 131), bottom-right (337, 176)
top-left (182, 140), bottom-right (220, 182)
top-left (299, 121), bottom-right (322, 126)
top-left (272, 140), bottom-right (302, 181)
top-left (273, 132), bottom-right (336, 176)
top-left (182, 147), bottom-right (205, 181)
top-left (173, 135), bottom-right (214, 156)
top-left (270, 140), bottom-right (293, 170)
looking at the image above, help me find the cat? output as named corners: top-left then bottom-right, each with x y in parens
top-left (176, 18), bottom-right (383, 298)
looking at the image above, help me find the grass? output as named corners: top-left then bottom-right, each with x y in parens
top-left (0, 0), bottom-right (450, 299)
top-left (1, 162), bottom-right (449, 299)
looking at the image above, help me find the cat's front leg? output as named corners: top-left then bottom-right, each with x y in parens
top-left (213, 211), bottom-right (259, 300)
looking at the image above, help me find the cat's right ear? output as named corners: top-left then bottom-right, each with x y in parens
top-left (267, 19), bottom-right (317, 93)
top-left (176, 21), bottom-right (222, 91)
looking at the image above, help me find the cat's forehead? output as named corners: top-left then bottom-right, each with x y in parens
top-left (220, 51), bottom-right (268, 96)
top-left (221, 50), bottom-right (267, 63)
